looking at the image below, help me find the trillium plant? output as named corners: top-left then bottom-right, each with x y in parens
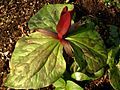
top-left (4, 4), bottom-right (120, 90)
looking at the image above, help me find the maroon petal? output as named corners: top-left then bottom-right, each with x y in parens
top-left (36, 29), bottom-right (57, 39)
top-left (61, 40), bottom-right (73, 57)
top-left (57, 6), bottom-right (72, 40)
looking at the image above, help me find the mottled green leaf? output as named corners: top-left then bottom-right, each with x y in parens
top-left (54, 78), bottom-right (83, 90)
top-left (71, 44), bottom-right (87, 71)
top-left (66, 22), bottom-right (107, 73)
top-left (108, 46), bottom-right (120, 90)
top-left (28, 4), bottom-right (74, 32)
top-left (53, 78), bottom-right (66, 90)
top-left (94, 68), bottom-right (104, 78)
top-left (107, 46), bottom-right (120, 68)
top-left (71, 72), bottom-right (91, 81)
top-left (109, 63), bottom-right (120, 90)
top-left (4, 32), bottom-right (66, 89)
top-left (71, 68), bottom-right (104, 81)
top-left (66, 81), bottom-right (83, 90)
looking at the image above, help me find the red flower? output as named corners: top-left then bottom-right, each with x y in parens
top-left (57, 6), bottom-right (73, 40)
top-left (37, 6), bottom-right (74, 56)
top-left (56, 6), bottom-right (73, 56)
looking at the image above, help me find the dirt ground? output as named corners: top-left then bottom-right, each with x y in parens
top-left (0, 0), bottom-right (120, 90)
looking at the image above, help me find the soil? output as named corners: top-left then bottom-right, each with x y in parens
top-left (0, 0), bottom-right (119, 90)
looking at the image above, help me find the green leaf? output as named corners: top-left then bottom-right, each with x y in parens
top-left (4, 32), bottom-right (66, 89)
top-left (94, 68), bottom-right (104, 78)
top-left (66, 22), bottom-right (107, 73)
top-left (108, 46), bottom-right (120, 90)
top-left (71, 44), bottom-right (87, 71)
top-left (66, 81), bottom-right (83, 90)
top-left (109, 63), bottom-right (120, 90)
top-left (54, 78), bottom-right (83, 90)
top-left (53, 78), bottom-right (66, 90)
top-left (28, 4), bottom-right (74, 32)
top-left (71, 72), bottom-right (91, 81)
top-left (107, 46), bottom-right (120, 68)
top-left (71, 68), bottom-right (104, 81)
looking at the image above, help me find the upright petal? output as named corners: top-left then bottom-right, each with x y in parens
top-left (57, 6), bottom-right (72, 40)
